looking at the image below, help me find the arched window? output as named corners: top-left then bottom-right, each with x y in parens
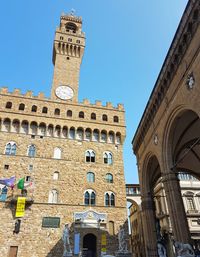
top-left (62, 126), bottom-right (68, 138)
top-left (102, 114), bottom-right (108, 121)
top-left (108, 221), bottom-right (115, 235)
top-left (84, 191), bottom-right (90, 205)
top-left (21, 121), bottom-right (28, 134)
top-left (28, 145), bottom-right (36, 157)
top-left (53, 171), bottom-right (59, 180)
top-left (87, 172), bottom-right (95, 183)
top-left (42, 107), bottom-right (48, 114)
top-left (91, 113), bottom-right (96, 120)
top-left (108, 132), bottom-right (114, 143)
top-left (30, 122), bottom-right (38, 135)
top-left (3, 118), bottom-right (11, 132)
top-left (85, 150), bottom-right (95, 163)
top-left (111, 193), bottom-right (115, 206)
top-left (5, 102), bottom-right (12, 109)
top-left (12, 120), bottom-right (20, 133)
top-left (108, 153), bottom-right (113, 164)
top-left (103, 153), bottom-right (108, 164)
top-left (84, 190), bottom-right (96, 206)
top-left (5, 142), bottom-right (17, 155)
top-left (54, 108), bottom-right (60, 115)
top-left (69, 127), bottom-right (75, 139)
top-left (91, 192), bottom-right (96, 205)
top-left (105, 193), bottom-right (110, 206)
top-left (116, 132), bottom-right (121, 144)
top-left (79, 111), bottom-right (84, 119)
top-left (113, 116), bottom-right (119, 123)
top-left (55, 125), bottom-right (61, 137)
top-left (67, 110), bottom-right (72, 117)
top-left (47, 124), bottom-right (53, 137)
top-left (31, 105), bottom-right (37, 112)
top-left (101, 131), bottom-right (107, 143)
top-left (65, 22), bottom-right (77, 33)
top-left (186, 197), bottom-right (196, 211)
top-left (106, 173), bottom-right (113, 183)
top-left (93, 129), bottom-right (99, 141)
top-left (53, 147), bottom-right (61, 159)
top-left (48, 189), bottom-right (58, 203)
top-left (184, 191), bottom-right (196, 211)
top-left (77, 128), bottom-right (84, 140)
top-left (19, 103), bottom-right (25, 111)
top-left (85, 128), bottom-right (92, 141)
top-left (39, 123), bottom-right (46, 136)
top-left (103, 152), bottom-right (113, 165)
top-left (105, 192), bottom-right (115, 206)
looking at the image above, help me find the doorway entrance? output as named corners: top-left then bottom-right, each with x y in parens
top-left (83, 233), bottom-right (97, 257)
top-left (8, 246), bottom-right (18, 257)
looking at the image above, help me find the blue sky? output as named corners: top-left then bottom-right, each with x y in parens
top-left (0, 0), bottom-right (188, 183)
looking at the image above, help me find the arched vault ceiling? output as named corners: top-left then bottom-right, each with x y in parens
top-left (146, 156), bottom-right (161, 191)
top-left (176, 141), bottom-right (200, 174)
top-left (171, 110), bottom-right (200, 173)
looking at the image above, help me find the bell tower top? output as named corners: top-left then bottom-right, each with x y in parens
top-left (51, 11), bottom-right (85, 102)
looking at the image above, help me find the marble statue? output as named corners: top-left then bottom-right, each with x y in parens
top-left (118, 226), bottom-right (128, 253)
top-left (62, 224), bottom-right (72, 257)
top-left (174, 241), bottom-right (194, 257)
top-left (157, 242), bottom-right (167, 257)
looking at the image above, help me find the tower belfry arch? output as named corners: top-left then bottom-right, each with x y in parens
top-left (51, 12), bottom-right (85, 102)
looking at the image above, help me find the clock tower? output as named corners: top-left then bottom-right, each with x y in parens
top-left (51, 12), bottom-right (85, 102)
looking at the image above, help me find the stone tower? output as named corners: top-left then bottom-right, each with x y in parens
top-left (0, 12), bottom-right (128, 257)
top-left (51, 13), bottom-right (85, 102)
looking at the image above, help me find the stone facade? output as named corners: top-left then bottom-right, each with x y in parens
top-left (0, 12), bottom-right (127, 257)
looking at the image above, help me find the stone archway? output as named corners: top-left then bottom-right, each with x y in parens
top-left (161, 109), bottom-right (200, 244)
top-left (132, 2), bottom-right (200, 256)
top-left (83, 233), bottom-right (97, 257)
top-left (168, 109), bottom-right (200, 175)
top-left (140, 154), bottom-right (162, 257)
top-left (127, 198), bottom-right (145, 257)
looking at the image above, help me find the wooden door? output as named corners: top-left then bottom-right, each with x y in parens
top-left (8, 246), bottom-right (18, 257)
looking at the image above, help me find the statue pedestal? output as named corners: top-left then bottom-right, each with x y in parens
top-left (116, 251), bottom-right (132, 257)
top-left (63, 252), bottom-right (73, 257)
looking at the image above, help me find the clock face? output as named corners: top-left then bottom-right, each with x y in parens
top-left (55, 85), bottom-right (74, 100)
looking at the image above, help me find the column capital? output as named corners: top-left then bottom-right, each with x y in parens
top-left (161, 171), bottom-right (179, 183)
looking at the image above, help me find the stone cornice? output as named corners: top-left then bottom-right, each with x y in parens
top-left (61, 14), bottom-right (82, 24)
top-left (132, 0), bottom-right (200, 154)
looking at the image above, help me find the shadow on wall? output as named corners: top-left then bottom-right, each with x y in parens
top-left (46, 238), bottom-right (63, 257)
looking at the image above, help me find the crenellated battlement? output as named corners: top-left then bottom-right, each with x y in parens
top-left (61, 13), bottom-right (82, 24)
top-left (0, 87), bottom-right (48, 100)
top-left (0, 87), bottom-right (124, 111)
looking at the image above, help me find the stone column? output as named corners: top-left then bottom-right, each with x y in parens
top-left (141, 194), bottom-right (158, 257)
top-left (162, 171), bottom-right (191, 243)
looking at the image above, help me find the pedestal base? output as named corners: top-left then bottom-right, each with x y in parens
top-left (116, 251), bottom-right (132, 257)
top-left (63, 252), bottom-right (73, 257)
